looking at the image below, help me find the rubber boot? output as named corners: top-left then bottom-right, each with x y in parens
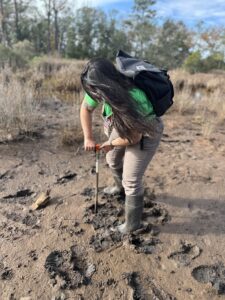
top-left (104, 168), bottom-right (124, 195)
top-left (118, 195), bottom-right (143, 233)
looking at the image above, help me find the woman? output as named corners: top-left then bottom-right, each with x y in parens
top-left (80, 58), bottom-right (163, 233)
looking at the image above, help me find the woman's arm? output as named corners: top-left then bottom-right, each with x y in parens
top-left (111, 133), bottom-right (142, 146)
top-left (80, 100), bottom-right (96, 151)
top-left (100, 132), bottom-right (142, 151)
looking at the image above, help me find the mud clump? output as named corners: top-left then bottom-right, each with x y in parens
top-left (145, 277), bottom-right (177, 300)
top-left (128, 235), bottom-right (162, 254)
top-left (83, 202), bottom-right (123, 230)
top-left (168, 241), bottom-right (201, 266)
top-left (0, 267), bottom-right (13, 280)
top-left (3, 189), bottom-right (33, 199)
top-left (89, 230), bottom-right (123, 252)
top-left (122, 272), bottom-right (143, 300)
top-left (56, 171), bottom-right (77, 184)
top-left (143, 205), bottom-right (171, 225)
top-left (80, 188), bottom-right (94, 197)
top-left (3, 211), bottom-right (38, 227)
top-left (44, 246), bottom-right (94, 289)
top-left (28, 250), bottom-right (38, 261)
top-left (192, 263), bottom-right (225, 295)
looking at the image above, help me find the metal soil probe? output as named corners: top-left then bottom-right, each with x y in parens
top-left (95, 144), bottom-right (100, 214)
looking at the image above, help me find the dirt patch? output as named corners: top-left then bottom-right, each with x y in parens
top-left (1, 98), bottom-right (225, 299)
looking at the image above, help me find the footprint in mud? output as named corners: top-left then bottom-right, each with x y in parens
top-left (143, 205), bottom-right (171, 225)
top-left (89, 230), bottom-right (123, 252)
top-left (44, 246), bottom-right (95, 289)
top-left (192, 263), bottom-right (225, 295)
top-left (168, 241), bottom-right (201, 266)
top-left (83, 202), bottom-right (123, 230)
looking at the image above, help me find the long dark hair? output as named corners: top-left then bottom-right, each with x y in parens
top-left (81, 58), bottom-right (153, 140)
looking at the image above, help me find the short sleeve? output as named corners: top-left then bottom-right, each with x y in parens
top-left (83, 93), bottom-right (99, 111)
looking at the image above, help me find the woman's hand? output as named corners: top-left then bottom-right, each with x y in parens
top-left (100, 140), bottom-right (114, 153)
top-left (84, 138), bottom-right (96, 151)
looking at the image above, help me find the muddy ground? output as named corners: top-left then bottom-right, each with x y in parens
top-left (0, 99), bottom-right (225, 300)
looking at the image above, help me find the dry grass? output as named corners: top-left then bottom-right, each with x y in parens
top-left (31, 57), bottom-right (86, 101)
top-left (47, 65), bottom-right (83, 93)
top-left (170, 69), bottom-right (225, 137)
top-left (61, 125), bottom-right (84, 146)
top-left (0, 68), bottom-right (38, 135)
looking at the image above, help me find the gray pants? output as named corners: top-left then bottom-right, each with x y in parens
top-left (106, 118), bottom-right (163, 196)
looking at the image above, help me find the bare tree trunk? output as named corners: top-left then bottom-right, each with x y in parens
top-left (14, 0), bottom-right (20, 41)
top-left (52, 0), bottom-right (66, 54)
top-left (53, 7), bottom-right (58, 52)
top-left (47, 0), bottom-right (51, 54)
top-left (0, 0), bottom-right (7, 45)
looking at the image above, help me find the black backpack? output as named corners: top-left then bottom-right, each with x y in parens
top-left (116, 50), bottom-right (174, 117)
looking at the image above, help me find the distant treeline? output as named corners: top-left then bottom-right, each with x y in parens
top-left (0, 0), bottom-right (224, 73)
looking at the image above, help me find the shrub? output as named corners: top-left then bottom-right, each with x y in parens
top-left (0, 40), bottom-right (35, 70)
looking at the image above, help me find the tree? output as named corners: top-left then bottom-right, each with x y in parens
top-left (0, 0), bottom-right (12, 45)
top-left (124, 0), bottom-right (156, 58)
top-left (43, 0), bottom-right (52, 53)
top-left (95, 10), bottom-right (131, 59)
top-left (149, 20), bottom-right (191, 69)
top-left (183, 51), bottom-right (203, 73)
top-left (12, 0), bottom-right (32, 42)
top-left (52, 0), bottom-right (67, 52)
top-left (73, 7), bottom-right (99, 58)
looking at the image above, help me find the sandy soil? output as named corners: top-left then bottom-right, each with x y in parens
top-left (0, 99), bottom-right (225, 300)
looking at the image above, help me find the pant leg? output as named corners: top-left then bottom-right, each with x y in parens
top-left (106, 127), bottom-right (125, 172)
top-left (106, 146), bottom-right (125, 172)
top-left (123, 120), bottom-right (163, 196)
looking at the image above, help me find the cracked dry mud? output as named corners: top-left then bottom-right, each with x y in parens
top-left (1, 98), bottom-right (225, 299)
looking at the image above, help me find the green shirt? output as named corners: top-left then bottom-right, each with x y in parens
top-left (83, 88), bottom-right (155, 118)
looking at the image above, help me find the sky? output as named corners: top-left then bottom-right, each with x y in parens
top-left (73, 0), bottom-right (225, 27)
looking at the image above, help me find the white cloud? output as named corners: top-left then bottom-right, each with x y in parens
top-left (155, 0), bottom-right (225, 25)
top-left (73, 0), bottom-right (130, 8)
